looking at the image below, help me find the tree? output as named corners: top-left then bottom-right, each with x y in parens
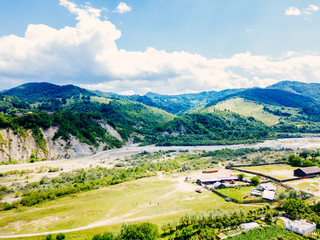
top-left (119, 222), bottom-right (158, 240)
top-left (56, 233), bottom-right (66, 240)
top-left (180, 226), bottom-right (193, 239)
top-left (288, 154), bottom-right (302, 166)
top-left (237, 173), bottom-right (246, 181)
top-left (92, 232), bottom-right (114, 240)
top-left (199, 227), bottom-right (217, 240)
top-left (299, 150), bottom-right (310, 160)
top-left (302, 159), bottom-right (314, 167)
top-left (311, 151), bottom-right (320, 160)
top-left (45, 235), bottom-right (53, 240)
top-left (161, 222), bottom-right (168, 234)
top-left (250, 176), bottom-right (260, 186)
top-left (283, 199), bottom-right (309, 218)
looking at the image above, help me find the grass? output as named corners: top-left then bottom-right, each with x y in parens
top-left (287, 180), bottom-right (319, 192)
top-left (0, 175), bottom-right (264, 239)
top-left (208, 98), bottom-right (279, 126)
top-left (236, 164), bottom-right (297, 180)
top-left (216, 186), bottom-right (259, 201)
top-left (90, 96), bottom-right (112, 104)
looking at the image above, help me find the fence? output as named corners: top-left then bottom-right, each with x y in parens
top-left (210, 188), bottom-right (270, 204)
top-left (226, 164), bottom-right (314, 199)
top-left (226, 166), bottom-right (301, 183)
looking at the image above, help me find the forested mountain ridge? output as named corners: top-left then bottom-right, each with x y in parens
top-left (2, 82), bottom-right (95, 104)
top-left (2, 81), bottom-right (320, 163)
top-left (267, 81), bottom-right (320, 100)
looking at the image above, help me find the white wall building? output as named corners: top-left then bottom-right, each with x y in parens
top-left (284, 219), bottom-right (316, 235)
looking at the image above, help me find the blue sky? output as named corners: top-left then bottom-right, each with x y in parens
top-left (0, 0), bottom-right (320, 94)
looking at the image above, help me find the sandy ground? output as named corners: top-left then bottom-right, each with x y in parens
top-left (266, 170), bottom-right (295, 179)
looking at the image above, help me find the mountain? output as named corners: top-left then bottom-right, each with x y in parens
top-left (126, 88), bottom-right (243, 115)
top-left (3, 80), bottom-right (320, 164)
top-left (219, 88), bottom-right (319, 109)
top-left (2, 82), bottom-right (95, 104)
top-left (267, 81), bottom-right (320, 101)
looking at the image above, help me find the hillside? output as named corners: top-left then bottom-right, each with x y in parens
top-left (206, 98), bottom-right (280, 125)
top-left (121, 88), bottom-right (243, 115)
top-left (3, 80), bottom-right (320, 164)
top-left (0, 111), bottom-right (124, 162)
top-left (143, 111), bottom-right (270, 146)
top-left (267, 81), bottom-right (320, 100)
top-left (2, 82), bottom-right (95, 106)
top-left (0, 95), bottom-right (31, 113)
top-left (217, 88), bottom-right (319, 109)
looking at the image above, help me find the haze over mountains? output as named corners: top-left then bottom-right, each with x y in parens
top-left (1, 80), bottom-right (320, 163)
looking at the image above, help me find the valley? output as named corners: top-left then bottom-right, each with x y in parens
top-left (1, 137), bottom-right (320, 239)
top-left (2, 81), bottom-right (320, 239)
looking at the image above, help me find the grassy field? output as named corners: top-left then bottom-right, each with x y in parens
top-left (216, 186), bottom-right (259, 201)
top-left (207, 98), bottom-right (279, 126)
top-left (287, 179), bottom-right (320, 192)
top-left (0, 174), bottom-right (264, 240)
top-left (236, 164), bottom-right (297, 180)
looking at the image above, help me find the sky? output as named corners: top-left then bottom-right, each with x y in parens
top-left (0, 0), bottom-right (320, 95)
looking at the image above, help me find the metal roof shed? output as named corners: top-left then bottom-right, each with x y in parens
top-left (240, 222), bottom-right (260, 231)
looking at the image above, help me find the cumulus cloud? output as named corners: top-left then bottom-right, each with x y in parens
top-left (285, 4), bottom-right (319, 17)
top-left (114, 2), bottom-right (131, 14)
top-left (1, 0), bottom-right (320, 94)
top-left (285, 7), bottom-right (301, 16)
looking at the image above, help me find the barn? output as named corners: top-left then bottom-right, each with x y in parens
top-left (294, 166), bottom-right (320, 177)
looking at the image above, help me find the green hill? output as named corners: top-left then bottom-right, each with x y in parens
top-left (143, 111), bottom-right (270, 146)
top-left (267, 80), bottom-right (320, 100)
top-left (216, 88), bottom-right (318, 109)
top-left (0, 95), bottom-right (31, 113)
top-left (206, 98), bottom-right (280, 126)
top-left (3, 82), bottom-right (95, 105)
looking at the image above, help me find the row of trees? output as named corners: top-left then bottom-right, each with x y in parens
top-left (287, 151), bottom-right (320, 167)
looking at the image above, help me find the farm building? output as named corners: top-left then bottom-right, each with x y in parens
top-left (212, 182), bottom-right (227, 189)
top-left (294, 166), bottom-right (320, 177)
top-left (284, 219), bottom-right (316, 235)
top-left (258, 183), bottom-right (277, 192)
top-left (251, 188), bottom-right (262, 196)
top-left (197, 177), bottom-right (238, 185)
top-left (240, 222), bottom-right (259, 231)
top-left (262, 190), bottom-right (275, 201)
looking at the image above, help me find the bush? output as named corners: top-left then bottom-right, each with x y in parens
top-left (56, 233), bottom-right (66, 240)
top-left (250, 176), bottom-right (260, 186)
top-left (119, 222), bottom-right (159, 240)
top-left (45, 234), bottom-right (53, 240)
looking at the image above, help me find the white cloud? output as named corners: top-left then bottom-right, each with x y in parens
top-left (305, 4), bottom-right (319, 14)
top-left (1, 0), bottom-right (320, 94)
top-left (285, 7), bottom-right (301, 16)
top-left (114, 2), bottom-right (131, 14)
top-left (285, 4), bottom-right (319, 17)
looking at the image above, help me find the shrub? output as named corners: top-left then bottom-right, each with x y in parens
top-left (56, 233), bottom-right (66, 240)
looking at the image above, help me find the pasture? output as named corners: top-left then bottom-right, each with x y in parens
top-left (0, 173), bottom-right (264, 240)
top-left (209, 98), bottom-right (279, 126)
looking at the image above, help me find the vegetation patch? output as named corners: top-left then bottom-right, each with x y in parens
top-left (228, 225), bottom-right (305, 240)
